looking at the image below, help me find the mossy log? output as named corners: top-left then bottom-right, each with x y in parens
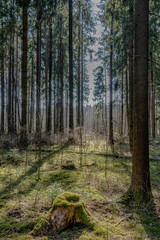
top-left (31, 192), bottom-right (93, 236)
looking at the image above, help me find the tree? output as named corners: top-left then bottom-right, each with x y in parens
top-left (128, 0), bottom-right (134, 152)
top-left (131, 0), bottom-right (152, 202)
top-left (20, 0), bottom-right (28, 147)
top-left (109, 2), bottom-right (114, 146)
top-left (69, 0), bottom-right (74, 131)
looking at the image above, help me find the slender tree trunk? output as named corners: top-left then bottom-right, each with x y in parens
top-left (77, 0), bottom-right (81, 127)
top-left (131, 0), bottom-right (151, 201)
top-left (45, 32), bottom-right (48, 132)
top-left (11, 34), bottom-right (15, 133)
top-left (15, 32), bottom-right (19, 134)
top-left (1, 34), bottom-right (5, 133)
top-left (129, 0), bottom-right (134, 153)
top-left (29, 55), bottom-right (34, 133)
top-left (20, 0), bottom-right (28, 147)
top-left (8, 46), bottom-right (12, 133)
top-left (65, 91), bottom-right (69, 131)
top-left (120, 70), bottom-right (123, 136)
top-left (151, 53), bottom-right (156, 138)
top-left (36, 21), bottom-right (41, 136)
top-left (69, 0), bottom-right (74, 131)
top-left (125, 67), bottom-right (129, 130)
top-left (148, 72), bottom-right (151, 137)
top-left (104, 61), bottom-right (107, 135)
top-left (47, 23), bottom-right (52, 134)
top-left (81, 19), bottom-right (84, 127)
top-left (59, 14), bottom-right (64, 133)
top-left (109, 8), bottom-right (114, 146)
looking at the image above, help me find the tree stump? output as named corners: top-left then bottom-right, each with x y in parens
top-left (31, 192), bottom-right (93, 236)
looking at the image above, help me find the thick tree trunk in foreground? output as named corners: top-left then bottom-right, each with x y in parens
top-left (20, 0), bottom-right (28, 147)
top-left (131, 0), bottom-right (151, 201)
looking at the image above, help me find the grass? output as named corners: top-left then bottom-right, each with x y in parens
top-left (0, 139), bottom-right (159, 239)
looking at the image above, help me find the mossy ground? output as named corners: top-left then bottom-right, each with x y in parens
top-left (0, 138), bottom-right (159, 239)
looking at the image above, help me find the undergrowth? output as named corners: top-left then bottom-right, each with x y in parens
top-left (0, 140), bottom-right (159, 239)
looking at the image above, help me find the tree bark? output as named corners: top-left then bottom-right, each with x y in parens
top-left (8, 46), bottom-right (12, 133)
top-left (77, 0), bottom-right (81, 128)
top-left (1, 27), bottom-right (5, 133)
top-left (59, 14), bottom-right (64, 133)
top-left (36, 21), bottom-right (41, 136)
top-left (128, 0), bottom-right (134, 153)
top-left (131, 0), bottom-right (151, 201)
top-left (120, 70), bottom-right (124, 136)
top-left (69, 0), bottom-right (74, 131)
top-left (81, 16), bottom-right (84, 127)
top-left (20, 0), bottom-right (28, 146)
top-left (45, 32), bottom-right (48, 132)
top-left (109, 6), bottom-right (114, 146)
top-left (47, 23), bottom-right (52, 134)
top-left (29, 55), bottom-right (34, 133)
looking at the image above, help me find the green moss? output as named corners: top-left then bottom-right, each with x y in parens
top-left (50, 192), bottom-right (80, 211)
top-left (17, 221), bottom-right (37, 233)
top-left (134, 190), bottom-right (153, 204)
top-left (74, 202), bottom-right (94, 229)
top-left (32, 192), bottom-right (93, 236)
top-left (42, 171), bottom-right (77, 187)
top-left (0, 217), bottom-right (18, 237)
top-left (30, 216), bottom-right (50, 236)
top-left (0, 216), bottom-right (36, 237)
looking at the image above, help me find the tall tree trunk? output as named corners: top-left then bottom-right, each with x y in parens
top-left (1, 29), bottom-right (5, 133)
top-left (59, 14), bottom-right (64, 133)
top-left (8, 46), bottom-right (12, 133)
top-left (148, 72), bottom-right (151, 137)
top-left (77, 0), bottom-right (81, 127)
top-left (104, 60), bottom-right (107, 135)
top-left (65, 91), bottom-right (69, 131)
top-left (131, 0), bottom-right (151, 201)
top-left (47, 23), bottom-right (52, 134)
top-left (29, 55), bottom-right (34, 133)
top-left (45, 32), bottom-right (48, 132)
top-left (81, 19), bottom-right (84, 127)
top-left (20, 0), bottom-right (28, 147)
top-left (11, 34), bottom-right (15, 133)
top-left (15, 31), bottom-right (19, 134)
top-left (128, 0), bottom-right (134, 153)
top-left (69, 0), bottom-right (74, 131)
top-left (36, 22), bottom-right (41, 136)
top-left (151, 53), bottom-right (156, 138)
top-left (125, 67), bottom-right (129, 130)
top-left (109, 7), bottom-right (114, 146)
top-left (120, 70), bottom-right (123, 136)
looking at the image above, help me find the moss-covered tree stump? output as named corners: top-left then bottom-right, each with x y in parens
top-left (31, 192), bottom-right (93, 236)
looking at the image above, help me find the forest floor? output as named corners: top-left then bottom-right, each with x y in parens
top-left (0, 137), bottom-right (160, 240)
